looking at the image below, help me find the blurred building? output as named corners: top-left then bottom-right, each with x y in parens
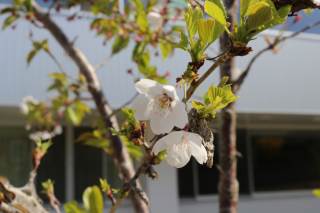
top-left (1, 1), bottom-right (320, 213)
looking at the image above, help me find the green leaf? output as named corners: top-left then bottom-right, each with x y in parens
top-left (133, 0), bottom-right (148, 31)
top-left (192, 101), bottom-right (205, 111)
top-left (159, 41), bottom-right (173, 59)
top-left (123, 136), bottom-right (143, 159)
top-left (198, 19), bottom-right (216, 45)
top-left (206, 84), bottom-right (237, 111)
top-left (184, 7), bottom-right (203, 42)
top-left (99, 178), bottom-right (110, 193)
top-left (240, 0), bottom-right (253, 17)
top-left (64, 201), bottom-right (86, 213)
top-left (66, 107), bottom-right (80, 125)
top-left (237, 0), bottom-right (291, 43)
top-left (26, 40), bottom-right (49, 65)
top-left (277, 5), bottom-right (292, 20)
top-left (83, 186), bottom-right (104, 213)
top-left (204, 0), bottom-right (227, 28)
top-left (313, 189), bottom-right (320, 198)
top-left (38, 140), bottom-right (53, 153)
top-left (170, 26), bottom-right (189, 50)
top-left (41, 179), bottom-right (54, 194)
top-left (2, 15), bottom-right (18, 30)
top-left (0, 7), bottom-right (16, 15)
top-left (245, 1), bottom-right (273, 31)
top-left (26, 49), bottom-right (37, 65)
top-left (112, 36), bottom-right (129, 55)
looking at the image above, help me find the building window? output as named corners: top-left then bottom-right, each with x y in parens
top-left (37, 129), bottom-right (66, 201)
top-left (178, 128), bottom-right (320, 198)
top-left (0, 125), bottom-right (119, 203)
top-left (74, 127), bottom-right (104, 201)
top-left (252, 131), bottom-right (320, 191)
top-left (0, 127), bottom-right (32, 187)
top-left (178, 129), bottom-right (252, 197)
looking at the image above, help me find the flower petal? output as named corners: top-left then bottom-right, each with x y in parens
top-left (188, 133), bottom-right (207, 164)
top-left (131, 94), bottom-right (150, 120)
top-left (166, 144), bottom-right (191, 168)
top-left (162, 85), bottom-right (179, 100)
top-left (170, 101), bottom-right (188, 129)
top-left (135, 79), bottom-right (163, 97)
top-left (150, 113), bottom-right (175, 135)
top-left (152, 138), bottom-right (167, 155)
top-left (152, 131), bottom-right (183, 154)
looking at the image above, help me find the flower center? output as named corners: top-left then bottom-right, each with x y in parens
top-left (157, 92), bottom-right (173, 109)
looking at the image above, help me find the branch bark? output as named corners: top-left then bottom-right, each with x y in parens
top-left (218, 1), bottom-right (239, 213)
top-left (0, 180), bottom-right (48, 213)
top-left (272, 0), bottom-right (320, 14)
top-left (31, 2), bottom-right (149, 212)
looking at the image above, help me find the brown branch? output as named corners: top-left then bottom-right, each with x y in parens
top-left (0, 179), bottom-right (49, 213)
top-left (233, 19), bottom-right (320, 92)
top-left (185, 51), bottom-right (232, 101)
top-left (272, 0), bottom-right (320, 14)
top-left (30, 1), bottom-right (149, 212)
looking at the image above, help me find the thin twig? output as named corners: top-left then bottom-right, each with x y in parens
top-left (185, 51), bottom-right (232, 101)
top-left (233, 20), bottom-right (320, 92)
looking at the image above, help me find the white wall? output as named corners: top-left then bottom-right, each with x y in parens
top-left (1, 8), bottom-right (320, 114)
top-left (146, 163), bottom-right (179, 213)
top-left (180, 193), bottom-right (320, 213)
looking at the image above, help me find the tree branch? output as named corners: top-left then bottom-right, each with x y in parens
top-left (185, 51), bottom-right (232, 101)
top-left (0, 180), bottom-right (49, 213)
top-left (272, 0), bottom-right (320, 14)
top-left (30, 2), bottom-right (149, 212)
top-left (233, 19), bottom-right (320, 92)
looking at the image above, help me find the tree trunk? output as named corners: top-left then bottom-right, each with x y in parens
top-left (218, 1), bottom-right (239, 213)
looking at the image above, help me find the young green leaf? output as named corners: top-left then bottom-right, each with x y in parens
top-left (26, 40), bottom-right (50, 65)
top-left (313, 189), bottom-right (320, 198)
top-left (66, 107), bottom-right (80, 125)
top-left (185, 7), bottom-right (203, 42)
top-left (191, 100), bottom-right (206, 111)
top-left (133, 0), bottom-right (148, 31)
top-left (82, 186), bottom-right (104, 213)
top-left (204, 0), bottom-right (227, 28)
top-left (206, 84), bottom-right (237, 110)
top-left (2, 15), bottom-right (18, 30)
top-left (64, 201), bottom-right (86, 213)
top-left (240, 0), bottom-right (254, 17)
top-left (198, 19), bottom-right (216, 45)
top-left (112, 36), bottom-right (130, 55)
top-left (245, 1), bottom-right (273, 31)
top-left (159, 41), bottom-right (174, 59)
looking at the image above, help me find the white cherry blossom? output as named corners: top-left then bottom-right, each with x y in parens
top-left (147, 10), bottom-right (163, 30)
top-left (29, 125), bottom-right (62, 141)
top-left (313, 0), bottom-right (320, 6)
top-left (152, 131), bottom-right (208, 168)
top-left (131, 79), bottom-right (188, 135)
top-left (20, 96), bottom-right (38, 114)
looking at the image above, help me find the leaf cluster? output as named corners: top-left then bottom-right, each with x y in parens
top-left (233, 0), bottom-right (291, 44)
top-left (192, 77), bottom-right (237, 119)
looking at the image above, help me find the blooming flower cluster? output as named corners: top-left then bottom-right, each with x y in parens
top-left (131, 79), bottom-right (208, 168)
